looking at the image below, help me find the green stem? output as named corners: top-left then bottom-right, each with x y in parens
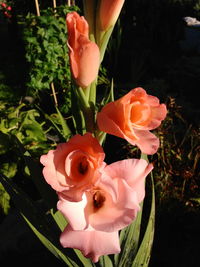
top-left (89, 79), bottom-right (97, 106)
top-left (76, 87), bottom-right (95, 133)
top-left (77, 87), bottom-right (90, 108)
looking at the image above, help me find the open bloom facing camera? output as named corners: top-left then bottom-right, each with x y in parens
top-left (57, 158), bottom-right (153, 262)
top-left (40, 133), bottom-right (105, 202)
top-left (97, 87), bottom-right (167, 155)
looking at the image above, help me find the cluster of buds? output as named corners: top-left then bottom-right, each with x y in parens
top-left (0, 1), bottom-right (12, 19)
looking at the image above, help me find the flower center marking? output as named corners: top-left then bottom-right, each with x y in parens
top-left (78, 157), bottom-right (88, 175)
top-left (93, 191), bottom-right (105, 209)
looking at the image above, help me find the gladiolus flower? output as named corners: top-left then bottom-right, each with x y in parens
top-left (66, 11), bottom-right (100, 87)
top-left (57, 158), bottom-right (153, 261)
top-left (99, 0), bottom-right (125, 30)
top-left (58, 158), bottom-right (152, 231)
top-left (40, 133), bottom-right (105, 202)
top-left (97, 87), bottom-right (167, 155)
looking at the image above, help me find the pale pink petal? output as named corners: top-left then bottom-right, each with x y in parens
top-left (134, 130), bottom-right (160, 155)
top-left (103, 159), bottom-right (153, 203)
top-left (84, 176), bottom-right (140, 232)
top-left (60, 225), bottom-right (120, 263)
top-left (88, 189), bottom-right (138, 232)
top-left (57, 194), bottom-right (87, 230)
top-left (58, 187), bottom-right (85, 202)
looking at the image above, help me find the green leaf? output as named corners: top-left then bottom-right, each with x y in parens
top-left (0, 173), bottom-right (83, 266)
top-left (21, 214), bottom-right (79, 267)
top-left (0, 162), bottom-right (17, 178)
top-left (131, 174), bottom-right (155, 267)
top-left (99, 255), bottom-right (113, 267)
top-left (99, 27), bottom-right (115, 63)
top-left (50, 209), bottom-right (67, 232)
top-left (114, 202), bottom-right (143, 267)
top-left (0, 183), bottom-right (10, 214)
top-left (11, 135), bottom-right (58, 210)
top-left (114, 153), bottom-right (155, 267)
top-left (56, 107), bottom-right (71, 140)
top-left (0, 173), bottom-right (59, 238)
top-left (35, 106), bottom-right (65, 141)
top-left (74, 249), bottom-right (95, 267)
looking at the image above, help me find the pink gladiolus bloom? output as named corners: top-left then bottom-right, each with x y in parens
top-left (99, 0), bottom-right (125, 30)
top-left (58, 158), bottom-right (153, 231)
top-left (97, 87), bottom-right (167, 155)
top-left (60, 225), bottom-right (120, 263)
top-left (66, 11), bottom-right (100, 87)
top-left (40, 133), bottom-right (105, 202)
top-left (57, 159), bottom-right (153, 261)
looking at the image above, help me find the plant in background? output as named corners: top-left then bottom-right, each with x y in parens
top-left (0, 0), bottom-right (12, 20)
top-left (23, 5), bottom-right (79, 97)
top-left (0, 1), bottom-right (168, 266)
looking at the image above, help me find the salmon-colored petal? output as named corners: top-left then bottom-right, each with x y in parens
top-left (146, 103), bottom-right (167, 130)
top-left (68, 46), bottom-right (78, 78)
top-left (60, 225), bottom-right (120, 263)
top-left (40, 133), bottom-right (105, 201)
top-left (65, 150), bottom-right (95, 187)
top-left (75, 39), bottom-right (100, 87)
top-left (69, 133), bottom-right (105, 161)
top-left (40, 151), bottom-right (67, 192)
top-left (97, 110), bottom-right (138, 141)
top-left (99, 0), bottom-right (125, 30)
top-left (66, 12), bottom-right (100, 87)
top-left (97, 87), bottom-right (166, 154)
top-left (97, 110), bottom-right (125, 139)
top-left (130, 102), bottom-right (151, 127)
